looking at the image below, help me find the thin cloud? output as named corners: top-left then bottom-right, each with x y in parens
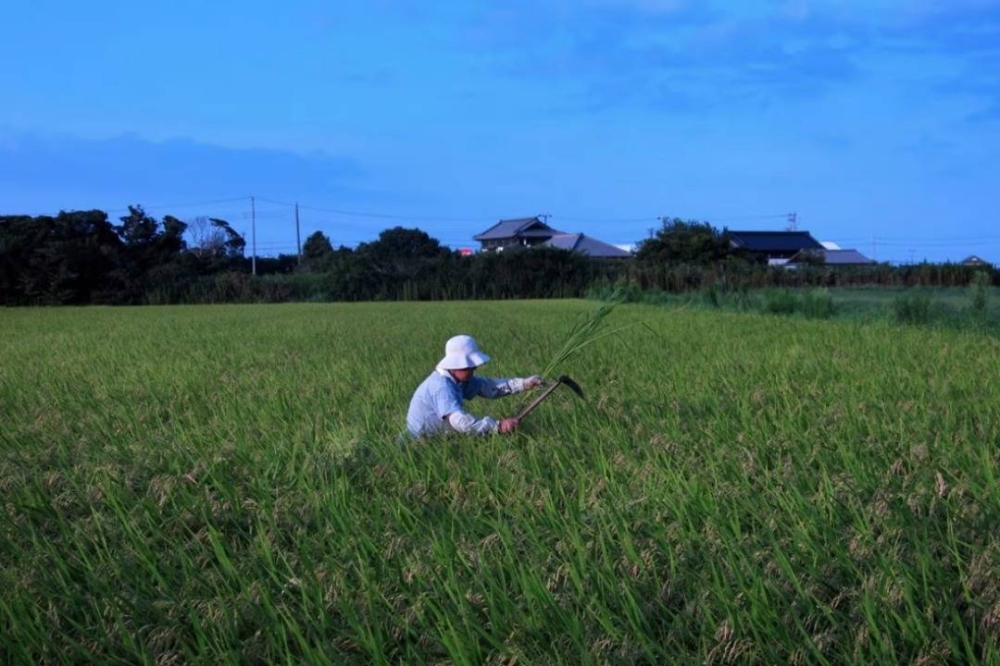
top-left (0, 129), bottom-right (366, 205)
top-left (967, 103), bottom-right (1000, 123)
top-left (450, 1), bottom-right (1000, 119)
top-left (455, 2), bottom-right (868, 114)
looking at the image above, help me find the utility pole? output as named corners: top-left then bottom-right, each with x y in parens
top-left (295, 202), bottom-right (302, 266)
top-left (250, 196), bottom-right (257, 276)
top-left (786, 212), bottom-right (797, 231)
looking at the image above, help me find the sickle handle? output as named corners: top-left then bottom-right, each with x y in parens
top-left (514, 380), bottom-right (562, 421)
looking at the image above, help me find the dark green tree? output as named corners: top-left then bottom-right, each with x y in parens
top-left (635, 218), bottom-right (735, 265)
top-left (111, 206), bottom-right (189, 301)
top-left (353, 227), bottom-right (450, 296)
top-left (302, 231), bottom-right (335, 271)
top-left (357, 227), bottom-right (449, 262)
top-left (0, 210), bottom-right (123, 304)
top-left (115, 207), bottom-right (187, 263)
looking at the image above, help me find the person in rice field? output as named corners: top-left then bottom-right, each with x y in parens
top-left (405, 334), bottom-right (542, 438)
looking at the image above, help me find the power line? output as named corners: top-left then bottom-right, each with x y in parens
top-left (106, 196), bottom-right (249, 213)
top-left (255, 196), bottom-right (496, 223)
top-left (867, 240), bottom-right (1000, 248)
top-left (103, 197), bottom-right (820, 233)
top-left (301, 205), bottom-right (496, 223)
top-left (833, 235), bottom-right (1000, 242)
top-left (828, 237), bottom-right (1000, 248)
top-left (91, 195), bottom-right (1000, 260)
top-left (554, 215), bottom-right (658, 223)
top-left (711, 214), bottom-right (789, 221)
top-left (557, 212), bottom-right (791, 224)
top-left (251, 196), bottom-right (296, 208)
top-left (87, 198), bottom-right (1000, 244)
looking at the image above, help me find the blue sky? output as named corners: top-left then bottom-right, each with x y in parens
top-left (2, 0), bottom-right (998, 263)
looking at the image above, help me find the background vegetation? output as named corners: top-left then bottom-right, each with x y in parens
top-left (2, 210), bottom-right (995, 306)
top-left (3, 301), bottom-right (999, 663)
top-left (588, 281), bottom-right (1000, 334)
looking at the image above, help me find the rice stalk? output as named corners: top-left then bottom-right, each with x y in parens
top-left (539, 298), bottom-right (623, 380)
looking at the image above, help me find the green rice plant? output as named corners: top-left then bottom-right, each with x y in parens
top-left (2, 302), bottom-right (1000, 663)
top-left (538, 298), bottom-right (622, 379)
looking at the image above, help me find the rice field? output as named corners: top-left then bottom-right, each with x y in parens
top-left (2, 300), bottom-right (1000, 664)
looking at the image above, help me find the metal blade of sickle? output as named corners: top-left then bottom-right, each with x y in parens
top-left (514, 374), bottom-right (585, 422)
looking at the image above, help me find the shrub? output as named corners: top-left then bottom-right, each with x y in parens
top-left (702, 281), bottom-right (722, 308)
top-left (893, 290), bottom-right (933, 325)
top-left (762, 289), bottom-right (798, 315)
top-left (969, 271), bottom-right (990, 316)
top-left (731, 287), bottom-right (754, 311)
top-left (799, 288), bottom-right (835, 319)
top-left (586, 280), bottom-right (643, 303)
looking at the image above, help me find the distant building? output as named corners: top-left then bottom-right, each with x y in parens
top-left (473, 217), bottom-right (563, 252)
top-left (729, 231), bottom-right (824, 263)
top-left (787, 248), bottom-right (875, 266)
top-left (961, 255), bottom-right (991, 267)
top-left (473, 218), bottom-right (629, 258)
top-left (543, 233), bottom-right (632, 259)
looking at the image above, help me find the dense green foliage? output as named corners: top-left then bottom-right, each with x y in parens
top-left (3, 302), bottom-right (1000, 663)
top-left (589, 283), bottom-right (1000, 336)
top-left (0, 212), bottom-right (614, 305)
top-left (634, 218), bottom-right (743, 265)
top-left (617, 261), bottom-right (999, 294)
top-left (0, 208), bottom-right (247, 305)
top-left (2, 209), bottom-right (997, 305)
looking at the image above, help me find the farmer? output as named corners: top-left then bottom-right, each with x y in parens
top-left (405, 334), bottom-right (542, 438)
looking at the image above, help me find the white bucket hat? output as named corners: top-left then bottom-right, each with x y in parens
top-left (436, 334), bottom-right (490, 370)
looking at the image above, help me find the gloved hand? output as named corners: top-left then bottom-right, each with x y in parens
top-left (499, 417), bottom-right (520, 434)
top-left (523, 375), bottom-right (543, 390)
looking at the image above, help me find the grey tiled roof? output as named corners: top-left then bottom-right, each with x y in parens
top-left (545, 233), bottom-right (632, 258)
top-left (823, 249), bottom-right (874, 264)
top-left (789, 248), bottom-right (875, 265)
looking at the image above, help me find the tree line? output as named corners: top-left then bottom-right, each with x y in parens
top-left (0, 210), bottom-right (994, 305)
top-left (0, 207), bottom-right (616, 305)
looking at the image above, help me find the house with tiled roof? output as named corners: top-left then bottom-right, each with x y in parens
top-left (961, 255), bottom-right (991, 267)
top-left (473, 217), bottom-right (630, 258)
top-left (729, 230), bottom-right (824, 265)
top-left (473, 217), bottom-right (562, 252)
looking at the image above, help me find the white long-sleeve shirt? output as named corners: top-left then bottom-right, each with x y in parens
top-left (406, 369), bottom-right (528, 437)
